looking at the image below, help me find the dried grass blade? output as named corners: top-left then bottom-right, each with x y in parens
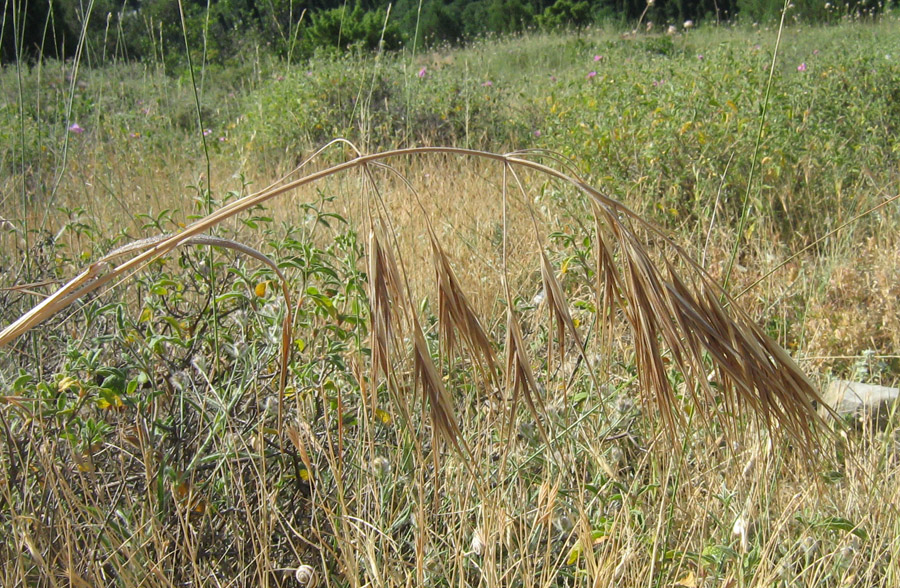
top-left (0, 262), bottom-right (109, 347)
top-left (430, 236), bottom-right (497, 377)
top-left (366, 228), bottom-right (406, 388)
top-left (412, 316), bottom-right (467, 456)
top-left (539, 251), bottom-right (573, 369)
top-left (504, 307), bottom-right (553, 453)
top-left (592, 209), bottom-right (624, 370)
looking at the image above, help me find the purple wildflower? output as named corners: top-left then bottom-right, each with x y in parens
top-left (797, 62), bottom-right (807, 72)
top-left (587, 71), bottom-right (597, 79)
top-left (417, 66), bottom-right (427, 78)
top-left (68, 122), bottom-right (84, 134)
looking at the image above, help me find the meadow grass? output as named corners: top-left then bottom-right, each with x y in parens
top-left (1, 17), bottom-right (900, 587)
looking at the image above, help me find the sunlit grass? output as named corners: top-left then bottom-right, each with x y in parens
top-left (1, 17), bottom-right (900, 588)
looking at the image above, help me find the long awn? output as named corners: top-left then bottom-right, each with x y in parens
top-left (0, 145), bottom-right (831, 458)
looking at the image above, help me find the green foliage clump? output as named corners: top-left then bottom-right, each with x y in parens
top-left (537, 0), bottom-right (594, 29)
top-left (303, 4), bottom-right (403, 53)
top-left (242, 52), bottom-right (529, 157)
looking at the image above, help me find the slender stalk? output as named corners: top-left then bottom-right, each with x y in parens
top-left (722, 0), bottom-right (791, 293)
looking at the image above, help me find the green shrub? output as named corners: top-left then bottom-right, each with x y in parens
top-left (303, 4), bottom-right (403, 53)
top-left (536, 0), bottom-right (594, 29)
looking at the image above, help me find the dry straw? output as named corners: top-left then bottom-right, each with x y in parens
top-left (0, 145), bottom-right (830, 456)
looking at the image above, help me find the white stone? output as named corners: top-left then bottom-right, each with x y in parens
top-left (821, 380), bottom-right (899, 428)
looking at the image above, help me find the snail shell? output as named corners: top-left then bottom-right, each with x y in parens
top-left (295, 564), bottom-right (318, 587)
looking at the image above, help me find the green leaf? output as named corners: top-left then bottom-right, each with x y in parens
top-left (13, 373), bottom-right (34, 392)
top-left (701, 544), bottom-right (738, 565)
top-left (566, 529), bottom-right (608, 565)
top-left (812, 516), bottom-right (868, 540)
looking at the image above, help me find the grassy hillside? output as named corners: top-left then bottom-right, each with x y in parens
top-left (1, 18), bottom-right (899, 587)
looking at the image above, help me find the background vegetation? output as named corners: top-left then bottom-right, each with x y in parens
top-left (2, 0), bottom-right (892, 64)
top-left (1, 3), bottom-right (900, 587)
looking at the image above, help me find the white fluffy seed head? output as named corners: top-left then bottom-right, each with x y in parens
top-left (800, 536), bottom-right (819, 561)
top-left (732, 515), bottom-right (750, 553)
top-left (608, 446), bottom-right (626, 469)
top-left (553, 512), bottom-right (574, 534)
top-left (470, 529), bottom-right (485, 556)
top-left (372, 456), bottom-right (390, 478)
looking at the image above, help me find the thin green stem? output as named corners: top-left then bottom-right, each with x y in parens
top-left (723, 0), bottom-right (791, 293)
top-left (40, 0), bottom-right (96, 235)
top-left (176, 0), bottom-right (219, 368)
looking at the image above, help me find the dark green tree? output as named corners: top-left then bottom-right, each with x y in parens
top-left (3, 0), bottom-right (74, 62)
top-left (536, 0), bottom-right (591, 28)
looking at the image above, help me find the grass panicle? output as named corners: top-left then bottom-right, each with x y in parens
top-left (1, 146), bottom-right (829, 458)
top-left (430, 233), bottom-right (498, 381)
top-left (5, 18), bottom-right (900, 588)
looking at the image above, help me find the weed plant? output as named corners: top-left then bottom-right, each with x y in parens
top-left (1, 16), bottom-right (900, 588)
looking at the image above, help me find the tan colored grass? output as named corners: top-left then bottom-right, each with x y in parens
top-left (5, 145), bottom-right (881, 587)
top-left (1, 145), bottom-right (831, 457)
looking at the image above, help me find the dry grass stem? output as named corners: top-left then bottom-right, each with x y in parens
top-left (430, 234), bottom-right (498, 381)
top-left (1, 146), bottom-right (828, 456)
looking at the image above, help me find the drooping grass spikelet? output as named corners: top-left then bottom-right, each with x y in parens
top-left (586, 185), bottom-right (828, 451)
top-left (366, 227), bottom-right (406, 391)
top-left (503, 305), bottom-right (553, 454)
top-left (0, 145), bottom-right (829, 456)
top-left (538, 249), bottom-right (586, 371)
top-left (412, 315), bottom-right (468, 456)
top-left (430, 234), bottom-right (498, 381)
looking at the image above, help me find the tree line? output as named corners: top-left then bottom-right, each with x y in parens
top-left (2, 0), bottom-right (887, 64)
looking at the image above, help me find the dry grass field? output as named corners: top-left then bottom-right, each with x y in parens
top-left (1, 14), bottom-right (899, 588)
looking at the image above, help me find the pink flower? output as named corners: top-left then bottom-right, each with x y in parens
top-left (417, 66), bottom-right (427, 78)
top-left (813, 49), bottom-right (819, 55)
top-left (697, 54), bottom-right (704, 60)
top-left (481, 80), bottom-right (493, 87)
top-left (68, 122), bottom-right (84, 134)
top-left (533, 130), bottom-right (541, 137)
top-left (203, 128), bottom-right (212, 136)
top-left (797, 62), bottom-right (807, 72)
top-left (128, 132), bottom-right (140, 138)
top-left (586, 71), bottom-right (597, 79)
top-left (593, 55), bottom-right (603, 61)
